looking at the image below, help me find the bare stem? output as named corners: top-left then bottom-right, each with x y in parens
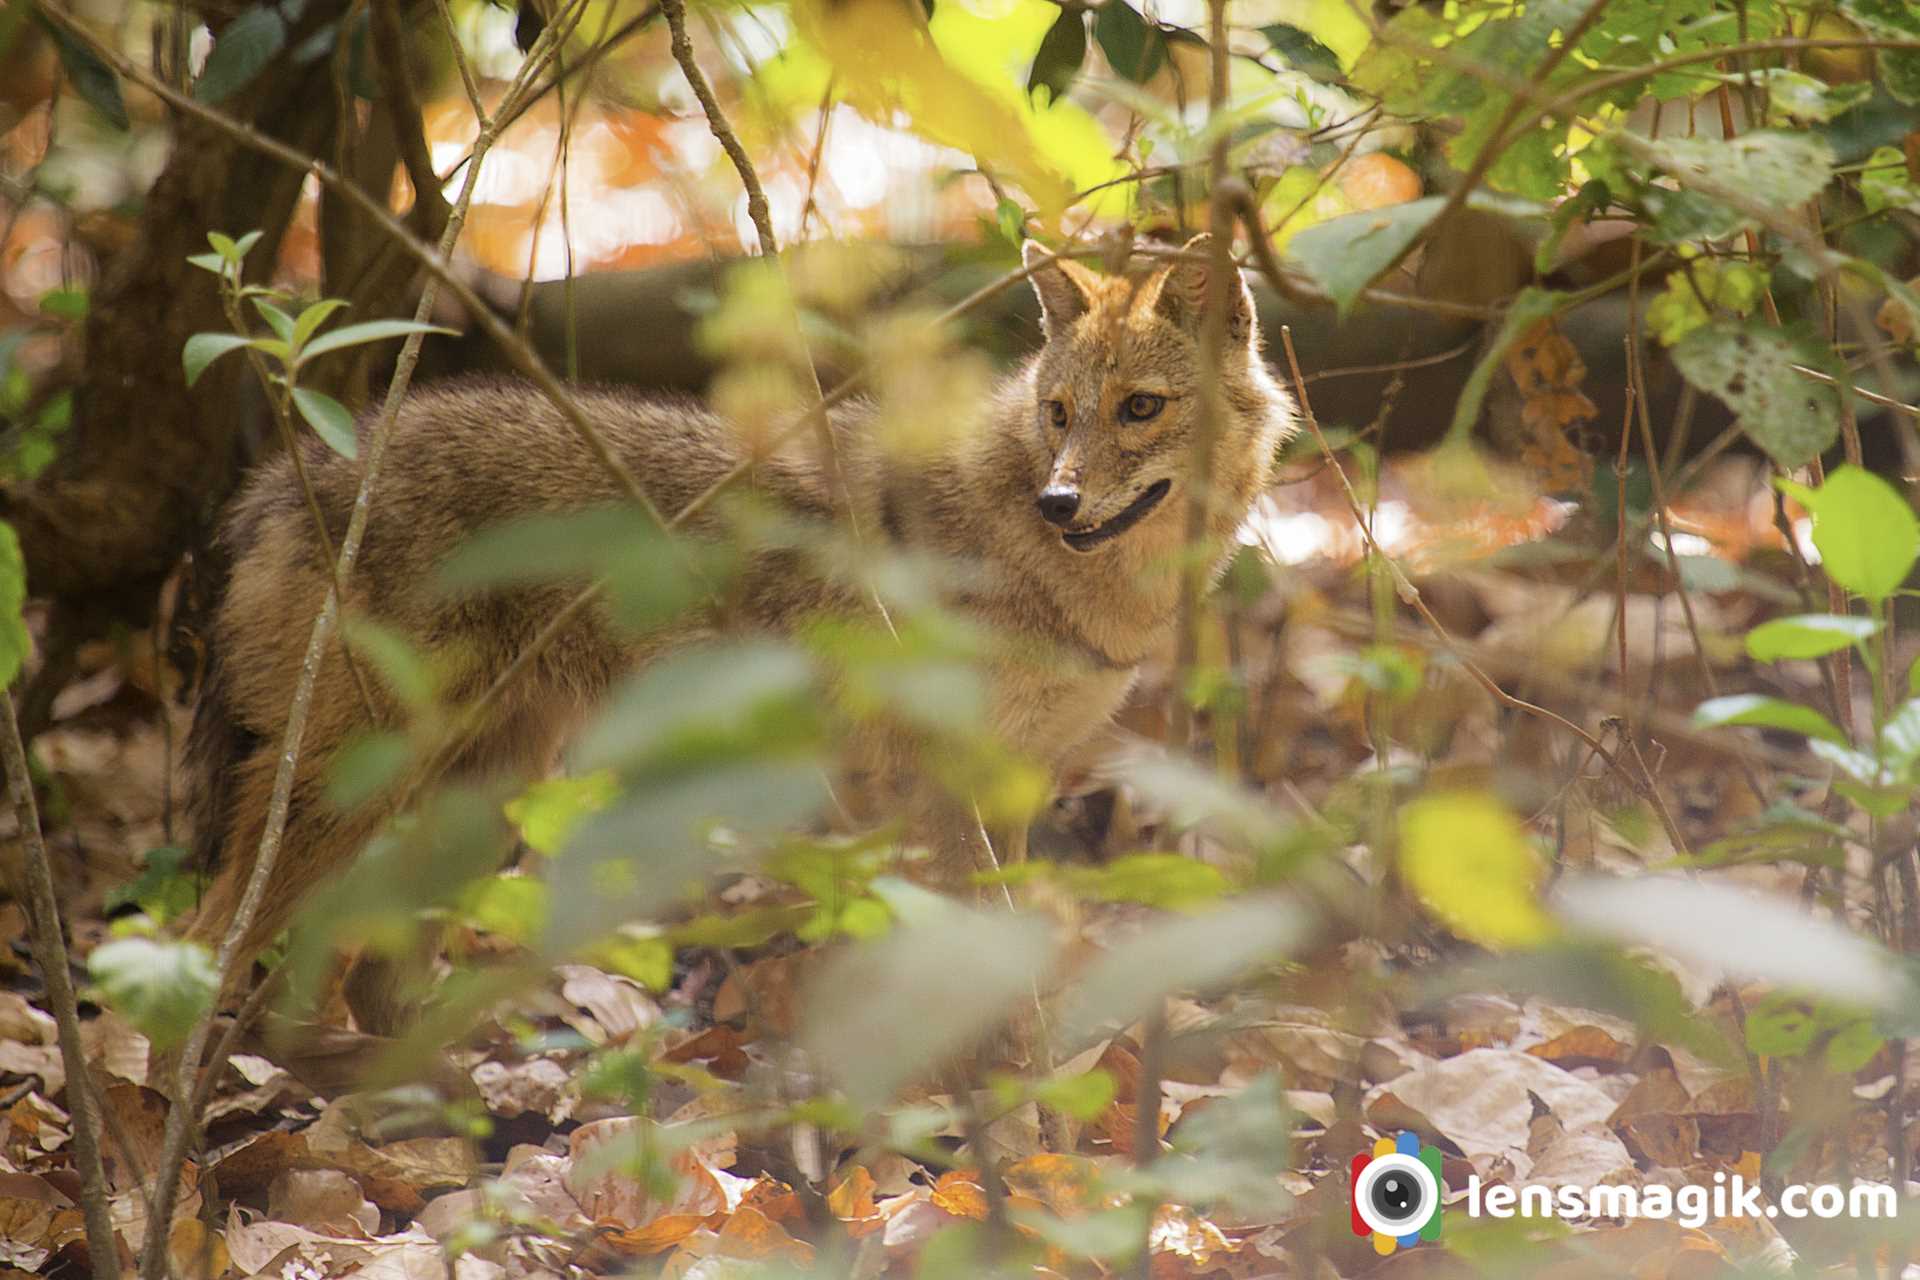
top-left (659, 0), bottom-right (848, 519)
top-left (130, 12), bottom-right (588, 1273)
top-left (218, 287), bottom-right (381, 722)
top-left (1168, 0), bottom-right (1233, 751)
top-left (3, 689), bottom-right (118, 1280)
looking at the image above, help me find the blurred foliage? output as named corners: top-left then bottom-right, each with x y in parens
top-left (5, 0), bottom-right (1920, 1273)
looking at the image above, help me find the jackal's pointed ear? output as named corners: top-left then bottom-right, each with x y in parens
top-left (1024, 241), bottom-right (1096, 337)
top-left (1150, 233), bottom-right (1254, 342)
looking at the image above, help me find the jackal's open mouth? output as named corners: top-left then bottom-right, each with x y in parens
top-left (1062, 479), bottom-right (1173, 552)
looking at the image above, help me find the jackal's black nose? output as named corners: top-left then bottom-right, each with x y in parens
top-left (1037, 487), bottom-right (1081, 526)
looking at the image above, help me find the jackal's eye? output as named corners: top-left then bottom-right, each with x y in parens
top-left (1121, 393), bottom-right (1166, 423)
top-left (1045, 400), bottom-right (1069, 429)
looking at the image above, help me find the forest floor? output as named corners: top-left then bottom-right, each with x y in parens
top-left (2, 449), bottom-right (1905, 1280)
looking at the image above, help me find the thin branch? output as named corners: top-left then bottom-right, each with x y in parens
top-left (3, 689), bottom-right (118, 1280)
top-left (131, 10), bottom-right (589, 1274)
top-left (659, 0), bottom-right (850, 526)
top-left (1168, 0), bottom-right (1234, 751)
top-left (1372, 0), bottom-right (1617, 283)
top-left (218, 289), bottom-right (382, 723)
top-left (1272, 329), bottom-right (1611, 762)
top-left (370, 0), bottom-right (452, 238)
top-left (663, 0), bottom-right (775, 261)
top-left (431, 0), bottom-right (485, 120)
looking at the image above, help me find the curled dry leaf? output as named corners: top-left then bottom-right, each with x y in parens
top-left (660, 1203), bottom-right (814, 1277)
top-left (0, 995), bottom-right (62, 1097)
top-left (472, 1056), bottom-right (576, 1124)
top-left (268, 1169), bottom-right (380, 1237)
top-left (3, 1091), bottom-right (72, 1163)
top-left (1364, 1047), bottom-right (1618, 1160)
top-left (566, 1116), bottom-right (738, 1250)
top-left (556, 964), bottom-right (661, 1045)
top-left (0, 1172), bottom-right (83, 1270)
top-left (1523, 1124), bottom-right (1639, 1190)
top-left (1527, 1025), bottom-right (1635, 1071)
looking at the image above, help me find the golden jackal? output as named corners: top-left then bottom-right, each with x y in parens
top-left (187, 236), bottom-right (1295, 1019)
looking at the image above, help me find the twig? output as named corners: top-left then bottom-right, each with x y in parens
top-left (660, 0), bottom-right (848, 521)
top-left (1128, 1004), bottom-right (1167, 1280)
top-left (431, 0), bottom-right (485, 120)
top-left (1272, 327), bottom-right (1655, 797)
top-left (1626, 334), bottom-right (1769, 806)
top-left (370, 0), bottom-right (452, 238)
top-left (132, 11), bottom-right (585, 1275)
top-left (1168, 0), bottom-right (1234, 751)
top-left (1371, 0), bottom-right (1616, 284)
top-left (218, 290), bottom-right (381, 722)
top-left (3, 689), bottom-right (118, 1280)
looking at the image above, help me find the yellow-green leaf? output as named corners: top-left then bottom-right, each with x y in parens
top-left (505, 770), bottom-right (620, 855)
top-left (1400, 790), bottom-right (1552, 948)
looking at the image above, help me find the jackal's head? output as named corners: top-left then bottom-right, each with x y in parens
top-left (1020, 235), bottom-right (1293, 556)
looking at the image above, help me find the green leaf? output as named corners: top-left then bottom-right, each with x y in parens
top-left (342, 618), bottom-right (435, 710)
top-left (1777, 466), bottom-right (1920, 603)
top-left (1879, 698), bottom-right (1920, 769)
top-left (1031, 1069), bottom-right (1117, 1121)
top-left (291, 387), bottom-right (359, 459)
top-left (1065, 853), bottom-right (1228, 909)
top-left (297, 319), bottom-right (456, 361)
top-left (0, 522), bottom-right (28, 689)
top-left (194, 6), bottom-right (288, 105)
top-left (589, 933), bottom-right (675, 990)
top-left (505, 770), bottom-right (620, 856)
top-left (290, 298), bottom-right (350, 350)
top-left (181, 332), bottom-right (255, 387)
top-left (1555, 874), bottom-right (1907, 1008)
top-left (1027, 8), bottom-right (1086, 106)
top-left (207, 231), bottom-right (239, 259)
top-left (1744, 614), bottom-right (1880, 662)
top-left (39, 14), bottom-right (129, 130)
top-left (1259, 22), bottom-right (1339, 78)
top-left (186, 252), bottom-right (227, 275)
top-left (1841, 0), bottom-right (1920, 104)
top-left (1638, 130), bottom-right (1836, 221)
top-left (1645, 261), bottom-right (1765, 347)
top-left (1093, 1), bottom-right (1162, 82)
top-left (1745, 996), bottom-right (1818, 1058)
top-left (1058, 894), bottom-right (1306, 1044)
top-left (251, 297), bottom-right (296, 342)
top-left (1287, 196), bottom-right (1444, 318)
top-left (1825, 1018), bottom-right (1884, 1073)
top-left (1809, 737), bottom-right (1887, 785)
top-left (37, 288), bottom-right (87, 321)
top-left (1400, 790), bottom-right (1552, 948)
top-left (233, 230), bottom-right (265, 260)
top-left (1693, 693), bottom-right (1849, 745)
top-left (88, 937), bottom-right (217, 1050)
top-left (458, 873), bottom-right (549, 944)
top-left (802, 890), bottom-right (1055, 1108)
top-left (1754, 69), bottom-right (1872, 122)
top-left (1861, 146), bottom-right (1919, 214)
top-left (104, 846), bottom-right (199, 925)
top-left (1672, 321), bottom-right (1840, 469)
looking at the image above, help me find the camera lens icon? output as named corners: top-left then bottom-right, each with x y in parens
top-left (1351, 1132), bottom-right (1443, 1254)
